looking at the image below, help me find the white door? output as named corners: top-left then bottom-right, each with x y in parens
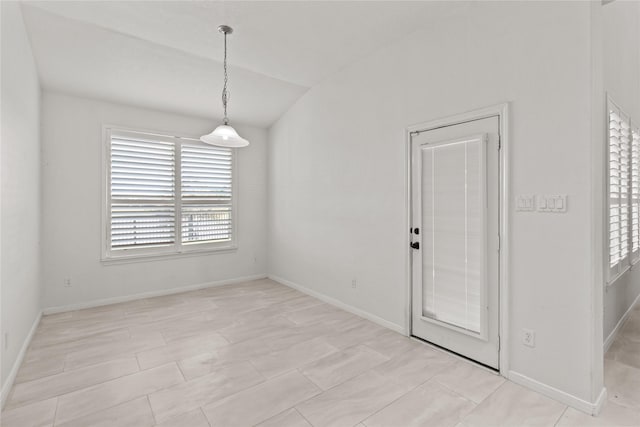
top-left (410, 116), bottom-right (500, 369)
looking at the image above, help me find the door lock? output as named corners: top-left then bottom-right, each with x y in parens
top-left (410, 242), bottom-right (420, 250)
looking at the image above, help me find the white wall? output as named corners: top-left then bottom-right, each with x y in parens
top-left (1, 0), bottom-right (42, 393)
top-left (41, 92), bottom-right (267, 310)
top-left (269, 1), bottom-right (601, 406)
top-left (602, 0), bottom-right (640, 342)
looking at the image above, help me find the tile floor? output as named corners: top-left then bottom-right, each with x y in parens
top-left (2, 278), bottom-right (639, 426)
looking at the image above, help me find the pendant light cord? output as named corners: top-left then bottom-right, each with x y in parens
top-left (222, 30), bottom-right (229, 125)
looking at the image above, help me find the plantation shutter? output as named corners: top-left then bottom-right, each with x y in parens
top-left (608, 102), bottom-right (632, 278)
top-left (632, 126), bottom-right (640, 260)
top-left (180, 143), bottom-right (233, 244)
top-left (109, 131), bottom-right (176, 250)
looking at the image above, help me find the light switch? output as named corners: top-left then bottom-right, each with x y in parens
top-left (538, 198), bottom-right (546, 209)
top-left (537, 195), bottom-right (567, 213)
top-left (516, 195), bottom-right (535, 212)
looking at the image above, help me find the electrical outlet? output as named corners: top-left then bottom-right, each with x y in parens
top-left (351, 279), bottom-right (357, 289)
top-left (64, 278), bottom-right (72, 287)
top-left (522, 329), bottom-right (535, 347)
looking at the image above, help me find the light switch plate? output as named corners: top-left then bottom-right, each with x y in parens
top-left (516, 194), bottom-right (535, 212)
top-left (537, 195), bottom-right (567, 213)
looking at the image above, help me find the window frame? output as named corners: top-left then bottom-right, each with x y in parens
top-left (101, 125), bottom-right (238, 263)
top-left (606, 96), bottom-right (632, 284)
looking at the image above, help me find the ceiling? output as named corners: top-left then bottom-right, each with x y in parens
top-left (21, 1), bottom-right (446, 127)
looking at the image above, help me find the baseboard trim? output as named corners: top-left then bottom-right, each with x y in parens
top-left (604, 291), bottom-right (640, 352)
top-left (509, 370), bottom-right (607, 415)
top-left (42, 274), bottom-right (268, 315)
top-left (268, 274), bottom-right (405, 334)
top-left (1, 311), bottom-right (42, 409)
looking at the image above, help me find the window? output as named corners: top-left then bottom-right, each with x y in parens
top-left (608, 99), bottom-right (632, 280)
top-left (103, 128), bottom-right (235, 260)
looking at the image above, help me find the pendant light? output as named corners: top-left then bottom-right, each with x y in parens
top-left (200, 25), bottom-right (249, 148)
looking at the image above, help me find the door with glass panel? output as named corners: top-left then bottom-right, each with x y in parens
top-left (410, 116), bottom-right (500, 369)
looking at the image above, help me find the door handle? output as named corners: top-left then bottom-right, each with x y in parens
top-left (410, 242), bottom-right (420, 250)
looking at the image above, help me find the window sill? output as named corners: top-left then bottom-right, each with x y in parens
top-left (101, 245), bottom-right (238, 265)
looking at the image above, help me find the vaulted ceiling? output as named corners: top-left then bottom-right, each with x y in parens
top-left (21, 1), bottom-right (449, 127)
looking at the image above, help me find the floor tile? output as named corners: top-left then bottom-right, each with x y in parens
top-left (128, 312), bottom-right (207, 338)
top-left (136, 333), bottom-right (228, 370)
top-left (257, 408), bottom-right (313, 427)
top-left (363, 380), bottom-right (476, 427)
top-left (284, 303), bottom-right (359, 325)
top-left (605, 359), bottom-right (640, 410)
top-left (148, 361), bottom-right (264, 422)
top-left (373, 345), bottom-right (456, 389)
top-left (432, 360), bottom-right (505, 403)
top-left (64, 332), bottom-right (166, 370)
top-left (14, 353), bottom-right (65, 384)
top-left (0, 397), bottom-right (57, 427)
top-left (153, 408), bottom-right (210, 427)
top-left (300, 345), bottom-right (388, 390)
top-left (202, 370), bottom-right (320, 426)
top-left (218, 316), bottom-right (297, 343)
top-left (177, 351), bottom-right (236, 381)
top-left (55, 363), bottom-right (184, 424)
top-left (8, 278), bottom-right (636, 427)
top-left (296, 370), bottom-right (411, 427)
top-left (323, 319), bottom-right (389, 350)
top-left (56, 396), bottom-right (155, 427)
top-left (28, 327), bottom-right (131, 357)
top-left (250, 337), bottom-right (338, 378)
top-left (557, 400), bottom-right (640, 426)
top-left (160, 317), bottom-right (236, 343)
top-left (6, 357), bottom-right (139, 409)
top-left (362, 330), bottom-right (424, 359)
top-left (460, 381), bottom-right (566, 426)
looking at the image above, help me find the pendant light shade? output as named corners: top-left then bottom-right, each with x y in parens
top-left (200, 124), bottom-right (249, 148)
top-left (201, 25), bottom-right (249, 148)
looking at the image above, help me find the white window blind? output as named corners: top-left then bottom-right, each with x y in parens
top-left (608, 100), bottom-right (632, 278)
top-left (632, 126), bottom-right (640, 260)
top-left (105, 128), bottom-right (235, 259)
top-left (421, 136), bottom-right (486, 335)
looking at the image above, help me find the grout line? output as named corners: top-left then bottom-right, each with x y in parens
top-left (174, 360), bottom-right (188, 383)
top-left (200, 407), bottom-right (212, 427)
top-left (554, 406), bottom-right (569, 427)
top-left (52, 396), bottom-right (61, 426)
top-left (294, 407), bottom-right (315, 427)
top-left (146, 395), bottom-right (157, 425)
top-left (431, 376), bottom-right (484, 405)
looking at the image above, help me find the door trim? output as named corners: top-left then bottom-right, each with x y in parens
top-left (405, 103), bottom-right (510, 377)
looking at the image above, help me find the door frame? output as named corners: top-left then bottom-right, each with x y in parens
top-left (405, 103), bottom-right (510, 376)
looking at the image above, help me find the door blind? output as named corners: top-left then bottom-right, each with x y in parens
top-left (421, 136), bottom-right (486, 334)
top-left (180, 144), bottom-right (233, 244)
top-left (609, 105), bottom-right (631, 271)
top-left (632, 127), bottom-right (640, 258)
top-left (110, 133), bottom-right (175, 249)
